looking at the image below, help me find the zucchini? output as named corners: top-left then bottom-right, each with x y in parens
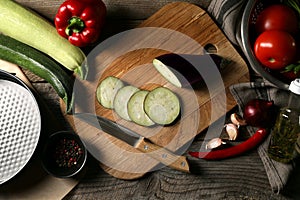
top-left (0, 34), bottom-right (74, 113)
top-left (127, 90), bottom-right (155, 126)
top-left (0, 0), bottom-right (87, 79)
top-left (96, 76), bottom-right (125, 109)
top-left (144, 87), bottom-right (180, 125)
top-left (113, 85), bottom-right (139, 121)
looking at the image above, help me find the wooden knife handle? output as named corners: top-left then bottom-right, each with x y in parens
top-left (135, 138), bottom-right (190, 173)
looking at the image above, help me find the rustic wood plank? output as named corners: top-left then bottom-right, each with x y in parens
top-left (15, 0), bottom-right (211, 20)
top-left (30, 86), bottom-right (289, 200)
top-left (61, 130), bottom-right (290, 200)
top-left (52, 87), bottom-right (292, 200)
top-left (7, 0), bottom-right (298, 199)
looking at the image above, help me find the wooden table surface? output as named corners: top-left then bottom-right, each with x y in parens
top-left (9, 0), bottom-right (300, 199)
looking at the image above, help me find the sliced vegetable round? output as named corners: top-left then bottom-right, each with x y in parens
top-left (127, 90), bottom-right (155, 126)
top-left (96, 76), bottom-right (125, 109)
top-left (114, 85), bottom-right (139, 121)
top-left (144, 87), bottom-right (180, 125)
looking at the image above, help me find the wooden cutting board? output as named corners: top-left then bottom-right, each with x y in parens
top-left (63, 2), bottom-right (249, 180)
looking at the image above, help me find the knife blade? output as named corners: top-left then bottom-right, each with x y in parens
top-left (75, 113), bottom-right (191, 173)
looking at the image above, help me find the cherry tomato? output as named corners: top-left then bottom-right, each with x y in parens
top-left (254, 30), bottom-right (297, 70)
top-left (255, 4), bottom-right (298, 35)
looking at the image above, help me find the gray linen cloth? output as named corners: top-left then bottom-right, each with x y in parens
top-left (207, 0), bottom-right (298, 194)
top-left (230, 81), bottom-right (294, 194)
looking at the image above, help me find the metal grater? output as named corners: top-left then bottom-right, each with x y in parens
top-left (0, 71), bottom-right (41, 185)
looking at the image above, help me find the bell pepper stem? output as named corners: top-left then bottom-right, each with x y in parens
top-left (65, 17), bottom-right (85, 36)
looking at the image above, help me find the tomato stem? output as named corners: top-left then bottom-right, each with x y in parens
top-left (65, 17), bottom-right (85, 36)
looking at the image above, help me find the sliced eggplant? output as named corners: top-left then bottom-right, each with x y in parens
top-left (153, 53), bottom-right (229, 88)
top-left (96, 76), bottom-right (125, 109)
top-left (114, 85), bottom-right (139, 121)
top-left (127, 90), bottom-right (155, 126)
top-left (144, 87), bottom-right (180, 125)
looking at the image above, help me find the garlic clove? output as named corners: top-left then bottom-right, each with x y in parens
top-left (230, 113), bottom-right (247, 127)
top-left (206, 138), bottom-right (226, 150)
top-left (224, 123), bottom-right (239, 141)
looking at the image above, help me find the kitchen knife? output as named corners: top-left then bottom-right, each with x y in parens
top-left (75, 113), bottom-right (192, 173)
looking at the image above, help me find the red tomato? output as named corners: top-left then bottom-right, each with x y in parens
top-left (255, 4), bottom-right (298, 35)
top-left (254, 30), bottom-right (297, 70)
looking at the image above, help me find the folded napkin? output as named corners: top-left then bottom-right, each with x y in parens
top-left (229, 80), bottom-right (294, 194)
top-left (208, 0), bottom-right (298, 194)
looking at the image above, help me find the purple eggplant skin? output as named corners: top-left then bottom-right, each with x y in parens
top-left (153, 53), bottom-right (230, 88)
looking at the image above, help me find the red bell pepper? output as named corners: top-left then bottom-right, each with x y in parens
top-left (55, 0), bottom-right (106, 47)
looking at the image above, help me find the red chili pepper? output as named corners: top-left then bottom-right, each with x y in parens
top-left (55, 0), bottom-right (106, 47)
top-left (189, 128), bottom-right (268, 160)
